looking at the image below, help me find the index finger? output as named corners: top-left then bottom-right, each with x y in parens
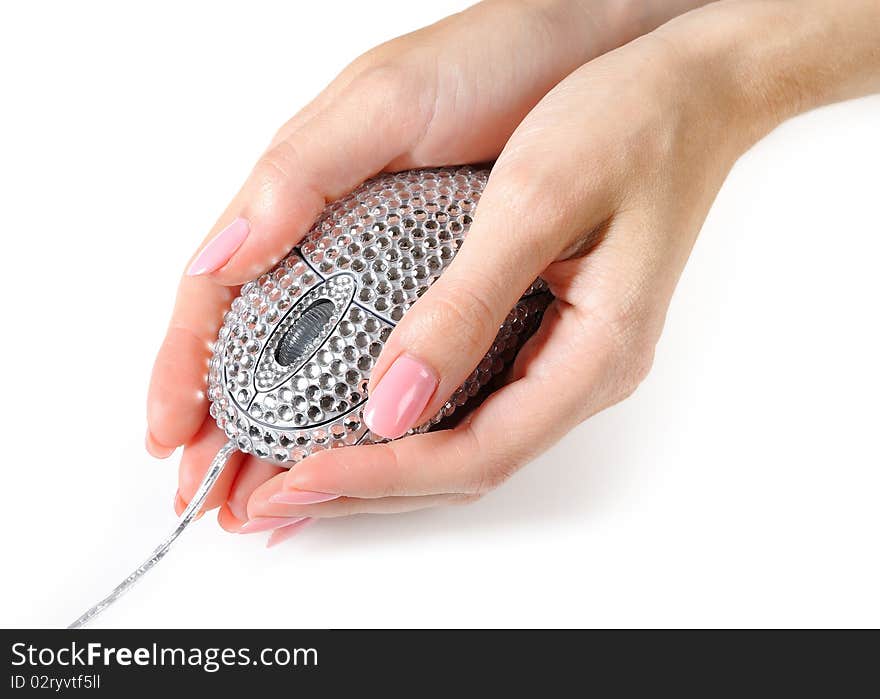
top-left (146, 70), bottom-right (434, 453)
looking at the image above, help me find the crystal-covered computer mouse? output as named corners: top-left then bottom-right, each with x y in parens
top-left (69, 167), bottom-right (554, 627)
top-left (207, 166), bottom-right (551, 464)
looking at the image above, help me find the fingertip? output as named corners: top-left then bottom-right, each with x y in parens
top-left (173, 490), bottom-right (185, 517)
top-left (177, 420), bottom-right (243, 511)
top-left (227, 457), bottom-right (286, 523)
top-left (186, 217), bottom-right (250, 277)
top-left (266, 518), bottom-right (315, 548)
top-left (147, 326), bottom-right (212, 450)
top-left (173, 490), bottom-right (205, 521)
top-left (217, 504), bottom-right (246, 533)
top-left (146, 428), bottom-right (176, 459)
top-left (201, 170), bottom-right (323, 287)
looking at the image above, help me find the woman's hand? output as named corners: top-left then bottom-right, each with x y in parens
top-left (149, 0), bottom-right (706, 535)
top-left (150, 0), bottom-right (880, 544)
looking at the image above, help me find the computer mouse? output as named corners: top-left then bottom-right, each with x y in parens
top-left (69, 166), bottom-right (554, 628)
top-left (207, 166), bottom-right (552, 464)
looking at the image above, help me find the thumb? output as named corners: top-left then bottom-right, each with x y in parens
top-left (363, 161), bottom-right (600, 440)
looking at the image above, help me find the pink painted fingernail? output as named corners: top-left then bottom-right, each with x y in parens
top-left (267, 518), bottom-right (315, 548)
top-left (186, 217), bottom-right (250, 276)
top-left (238, 516), bottom-right (307, 534)
top-left (363, 354), bottom-right (438, 439)
top-left (268, 490), bottom-right (338, 505)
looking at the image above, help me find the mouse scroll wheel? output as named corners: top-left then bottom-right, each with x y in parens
top-left (274, 299), bottom-right (336, 367)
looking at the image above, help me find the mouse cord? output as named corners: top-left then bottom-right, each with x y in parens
top-left (67, 440), bottom-right (238, 629)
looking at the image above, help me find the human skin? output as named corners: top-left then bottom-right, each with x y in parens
top-left (146, 0), bottom-right (880, 541)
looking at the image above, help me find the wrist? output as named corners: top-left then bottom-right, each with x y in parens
top-left (605, 0), bottom-right (714, 42)
top-left (658, 0), bottom-right (880, 149)
top-left (514, 0), bottom-right (714, 60)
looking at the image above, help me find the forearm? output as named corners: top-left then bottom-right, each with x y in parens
top-left (660, 0), bottom-right (880, 148)
top-left (466, 1), bottom-right (715, 64)
top-left (602, 0), bottom-right (718, 45)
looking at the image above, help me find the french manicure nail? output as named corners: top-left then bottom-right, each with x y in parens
top-left (186, 217), bottom-right (250, 276)
top-left (363, 354), bottom-right (438, 439)
top-left (238, 516), bottom-right (308, 534)
top-left (268, 490), bottom-right (338, 505)
top-left (267, 518), bottom-right (315, 548)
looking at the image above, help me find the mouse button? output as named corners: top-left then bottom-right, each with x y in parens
top-left (252, 273), bottom-right (355, 393)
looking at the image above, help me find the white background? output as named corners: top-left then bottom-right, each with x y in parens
top-left (1, 1), bottom-right (877, 629)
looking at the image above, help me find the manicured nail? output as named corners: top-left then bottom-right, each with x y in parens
top-left (268, 490), bottom-right (338, 505)
top-left (363, 354), bottom-right (438, 439)
top-left (238, 516), bottom-right (308, 534)
top-left (186, 217), bottom-right (250, 276)
top-left (267, 518), bottom-right (314, 548)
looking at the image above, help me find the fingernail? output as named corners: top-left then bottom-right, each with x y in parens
top-left (186, 217), bottom-right (250, 276)
top-left (238, 516), bottom-right (308, 534)
top-left (363, 354), bottom-right (438, 439)
top-left (146, 429), bottom-right (175, 459)
top-left (267, 518), bottom-right (314, 548)
top-left (268, 490), bottom-right (338, 505)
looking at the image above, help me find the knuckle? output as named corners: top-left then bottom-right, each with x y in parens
top-left (490, 156), bottom-right (534, 201)
top-left (251, 141), bottom-right (301, 203)
top-left (351, 61), bottom-right (414, 108)
top-left (582, 298), bottom-right (659, 407)
top-left (472, 465), bottom-right (511, 496)
top-left (336, 57), bottom-right (432, 152)
top-left (616, 344), bottom-right (656, 402)
top-left (347, 43), bottom-right (397, 74)
top-left (492, 157), bottom-right (550, 220)
top-left (413, 282), bottom-right (498, 357)
top-left (457, 425), bottom-right (515, 496)
top-left (469, 460), bottom-right (517, 496)
top-left (490, 156), bottom-right (578, 255)
top-left (335, 43), bottom-right (414, 96)
top-left (375, 442), bottom-right (407, 497)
